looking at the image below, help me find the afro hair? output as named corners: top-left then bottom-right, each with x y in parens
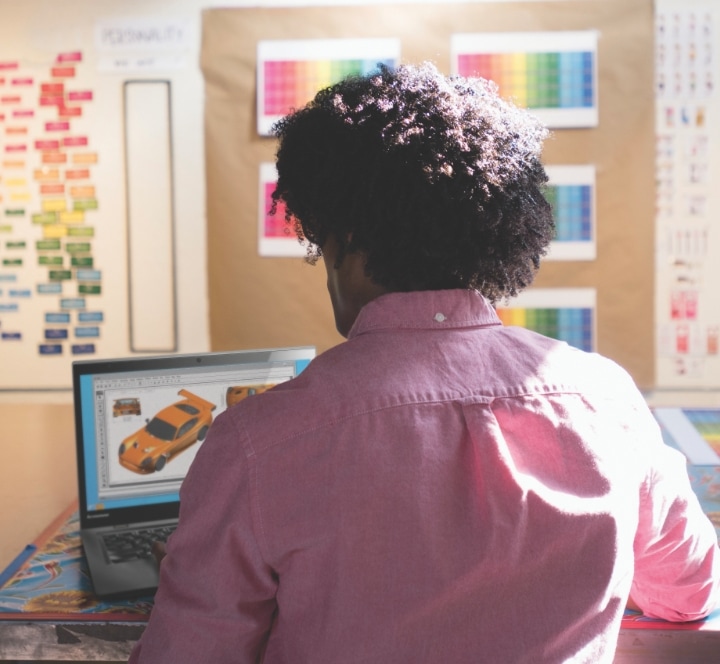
top-left (271, 61), bottom-right (554, 302)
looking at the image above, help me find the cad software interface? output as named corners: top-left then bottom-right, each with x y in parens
top-left (79, 359), bottom-right (303, 512)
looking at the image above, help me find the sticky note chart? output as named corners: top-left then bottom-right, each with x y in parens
top-left (0, 51), bottom-right (103, 358)
top-left (256, 38), bottom-right (400, 136)
top-left (451, 31), bottom-right (598, 128)
top-left (495, 288), bottom-right (596, 352)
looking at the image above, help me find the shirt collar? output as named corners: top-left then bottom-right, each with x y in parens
top-left (348, 289), bottom-right (502, 339)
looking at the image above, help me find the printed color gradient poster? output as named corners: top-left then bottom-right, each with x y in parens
top-left (544, 165), bottom-right (596, 261)
top-left (495, 288), bottom-right (596, 352)
top-left (256, 39), bottom-right (401, 136)
top-left (451, 31), bottom-right (599, 128)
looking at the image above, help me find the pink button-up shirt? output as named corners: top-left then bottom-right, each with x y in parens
top-left (130, 290), bottom-right (719, 664)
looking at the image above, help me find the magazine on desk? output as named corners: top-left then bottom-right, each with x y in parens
top-left (0, 502), bottom-right (152, 621)
top-left (653, 407), bottom-right (720, 537)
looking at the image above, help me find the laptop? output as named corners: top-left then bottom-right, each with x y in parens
top-left (72, 346), bottom-right (315, 599)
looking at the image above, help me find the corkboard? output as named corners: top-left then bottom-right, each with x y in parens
top-left (201, 0), bottom-right (655, 387)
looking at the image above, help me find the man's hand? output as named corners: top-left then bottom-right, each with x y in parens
top-left (152, 541), bottom-right (167, 566)
top-left (626, 595), bottom-right (642, 613)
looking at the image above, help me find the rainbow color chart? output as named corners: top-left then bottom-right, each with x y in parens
top-left (495, 288), bottom-right (596, 351)
top-left (262, 60), bottom-right (391, 117)
top-left (543, 165), bottom-right (596, 261)
top-left (456, 52), bottom-right (593, 109)
top-left (495, 306), bottom-right (593, 352)
top-left (262, 181), bottom-right (288, 239)
top-left (257, 39), bottom-right (400, 135)
top-left (451, 31), bottom-right (598, 128)
top-left (258, 162), bottom-right (306, 257)
top-left (545, 184), bottom-right (592, 242)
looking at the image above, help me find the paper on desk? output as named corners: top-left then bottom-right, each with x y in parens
top-left (654, 407), bottom-right (720, 466)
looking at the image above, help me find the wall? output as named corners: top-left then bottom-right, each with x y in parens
top-left (0, 0), bottom-right (535, 391)
top-left (0, 0), bottom-right (209, 389)
top-left (2, 0), bottom-right (714, 392)
top-left (201, 0), bottom-right (657, 387)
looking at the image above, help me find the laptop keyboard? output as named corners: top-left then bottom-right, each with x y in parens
top-left (102, 524), bottom-right (177, 564)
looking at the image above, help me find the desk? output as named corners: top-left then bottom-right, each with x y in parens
top-left (0, 622), bottom-right (144, 662)
top-left (1, 401), bottom-right (719, 662)
top-left (0, 402), bottom-right (77, 575)
top-left (0, 401), bottom-right (147, 662)
top-left (0, 503), bottom-right (150, 661)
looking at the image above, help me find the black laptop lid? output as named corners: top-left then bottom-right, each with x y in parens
top-left (72, 347), bottom-right (315, 530)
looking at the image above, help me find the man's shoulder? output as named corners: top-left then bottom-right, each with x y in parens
top-left (220, 350), bottom-right (346, 451)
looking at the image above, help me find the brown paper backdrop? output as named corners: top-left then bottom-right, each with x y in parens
top-left (201, 0), bottom-right (655, 387)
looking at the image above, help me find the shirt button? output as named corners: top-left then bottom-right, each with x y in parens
top-left (434, 313), bottom-right (446, 322)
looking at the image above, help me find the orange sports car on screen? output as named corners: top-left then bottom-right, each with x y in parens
top-left (118, 389), bottom-right (216, 474)
top-left (112, 397), bottom-right (141, 417)
top-left (225, 384), bottom-right (274, 408)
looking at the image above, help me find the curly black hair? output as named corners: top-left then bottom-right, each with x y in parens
top-left (271, 61), bottom-right (554, 302)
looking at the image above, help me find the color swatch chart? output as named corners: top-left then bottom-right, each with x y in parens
top-left (543, 165), bottom-right (596, 260)
top-left (262, 182), bottom-right (287, 238)
top-left (545, 184), bottom-right (592, 242)
top-left (258, 162), bottom-right (305, 257)
top-left (495, 306), bottom-right (593, 352)
top-left (257, 39), bottom-right (400, 135)
top-left (262, 59), bottom-right (393, 116)
top-left (451, 31), bottom-right (598, 128)
top-left (456, 52), bottom-right (592, 108)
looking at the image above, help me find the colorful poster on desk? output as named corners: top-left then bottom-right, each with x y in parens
top-left (653, 407), bottom-right (720, 538)
top-left (654, 407), bottom-right (720, 466)
top-left (0, 503), bottom-right (152, 620)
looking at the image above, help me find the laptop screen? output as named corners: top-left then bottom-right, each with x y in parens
top-left (72, 347), bottom-right (315, 528)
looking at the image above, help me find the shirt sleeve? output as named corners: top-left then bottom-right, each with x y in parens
top-left (632, 430), bottom-right (720, 622)
top-left (128, 411), bottom-right (277, 664)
